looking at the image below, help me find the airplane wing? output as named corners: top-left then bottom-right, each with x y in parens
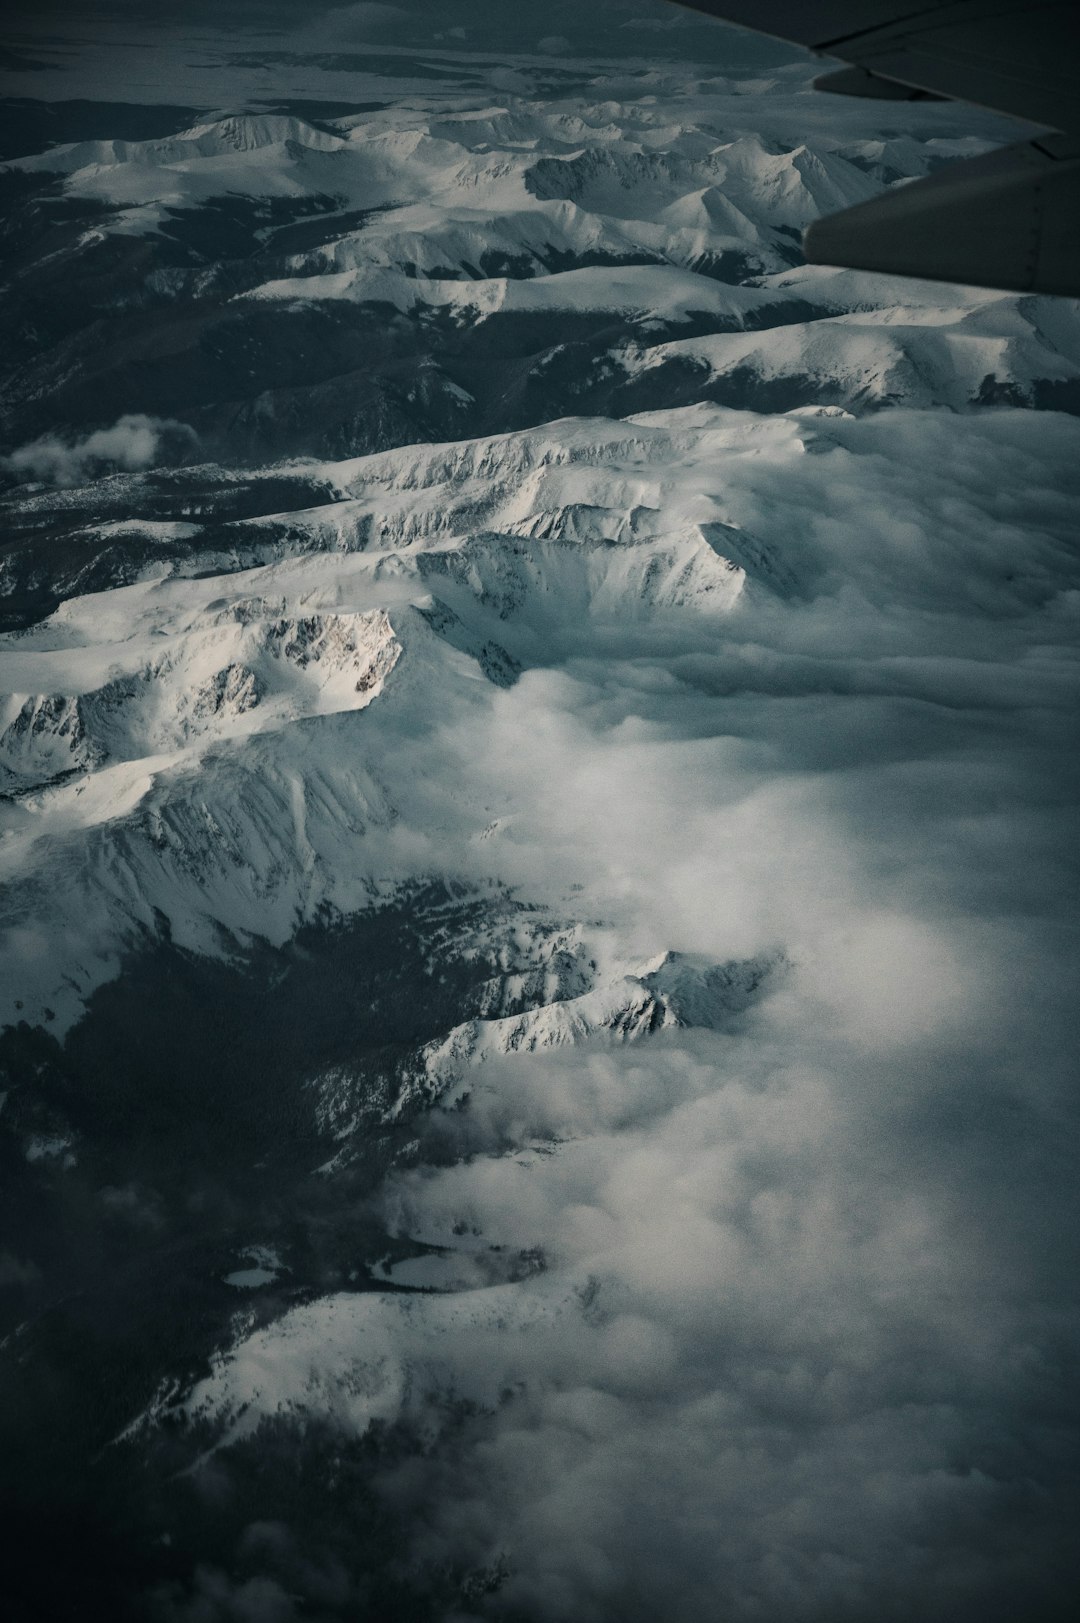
top-left (667, 1), bottom-right (1080, 296)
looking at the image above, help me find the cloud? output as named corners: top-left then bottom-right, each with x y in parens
top-left (364, 1009), bottom-right (1077, 1618)
top-left (386, 411), bottom-right (1080, 1017)
top-left (2, 413), bottom-right (196, 487)
top-left (161, 404), bottom-right (1080, 1618)
top-left (149, 1565), bottom-right (297, 1623)
top-left (311, 3), bottom-right (410, 43)
top-left (0, 1250), bottom-right (40, 1287)
top-left (371, 410), bottom-right (1079, 1615)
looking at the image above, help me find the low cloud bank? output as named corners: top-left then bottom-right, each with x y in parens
top-left (3, 413), bottom-right (195, 487)
top-left (378, 410), bottom-right (1078, 1618)
top-left (369, 1018), bottom-right (1077, 1622)
top-left (155, 405), bottom-right (1079, 1618)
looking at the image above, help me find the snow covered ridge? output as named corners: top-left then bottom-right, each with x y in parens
top-left (0, 101), bottom-right (981, 268)
top-left (2, 400), bottom-right (1078, 1041)
top-left (3, 80), bottom-right (1079, 481)
top-left (0, 405), bottom-right (770, 1032)
top-left (0, 606), bottom-right (402, 796)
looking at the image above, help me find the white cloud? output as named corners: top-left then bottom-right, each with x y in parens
top-left (361, 988), bottom-right (1077, 1616)
top-left (3, 413), bottom-right (194, 487)
top-left (387, 404), bottom-right (1077, 1612)
top-left (159, 403), bottom-right (1080, 1618)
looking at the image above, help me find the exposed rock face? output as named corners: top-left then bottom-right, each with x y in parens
top-left (0, 691), bottom-right (100, 792)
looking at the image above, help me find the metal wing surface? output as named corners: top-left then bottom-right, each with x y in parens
top-left (668, 1), bottom-right (1080, 295)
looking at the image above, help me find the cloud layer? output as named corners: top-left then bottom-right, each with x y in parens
top-left (146, 404), bottom-right (1080, 1620)
top-left (368, 1025), bottom-right (1077, 1622)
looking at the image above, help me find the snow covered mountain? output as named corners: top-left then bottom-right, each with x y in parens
top-left (3, 70), bottom-right (1078, 480)
top-left (1, 408), bottom-right (771, 1031)
top-left (2, 14), bottom-right (1079, 1623)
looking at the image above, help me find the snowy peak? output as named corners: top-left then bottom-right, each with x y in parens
top-left (0, 401), bottom-right (833, 1031)
top-left (523, 133), bottom-right (877, 235)
top-left (638, 949), bottom-right (783, 1027)
top-left (2, 80), bottom-right (1078, 489)
top-left (0, 602), bottom-right (401, 797)
top-left (13, 112), bottom-right (348, 176)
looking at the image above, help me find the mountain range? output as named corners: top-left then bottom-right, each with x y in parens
top-left (2, 15), bottom-right (1079, 1622)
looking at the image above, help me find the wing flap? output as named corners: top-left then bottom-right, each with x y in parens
top-left (803, 141), bottom-right (1080, 297)
top-left (812, 66), bottom-right (946, 101)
